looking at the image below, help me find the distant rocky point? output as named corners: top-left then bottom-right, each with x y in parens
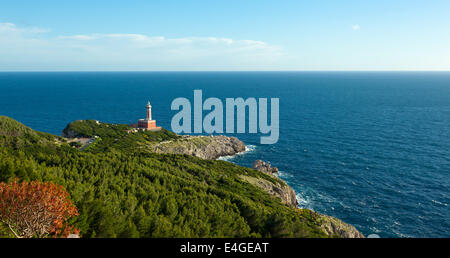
top-left (250, 159), bottom-right (363, 238)
top-left (152, 135), bottom-right (246, 160)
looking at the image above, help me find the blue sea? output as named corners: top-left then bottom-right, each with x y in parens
top-left (1, 72), bottom-right (449, 238)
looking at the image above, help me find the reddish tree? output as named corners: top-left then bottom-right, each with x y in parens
top-left (0, 179), bottom-right (79, 238)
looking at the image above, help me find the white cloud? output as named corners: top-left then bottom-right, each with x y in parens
top-left (57, 33), bottom-right (273, 50)
top-left (57, 35), bottom-right (97, 40)
top-left (0, 23), bottom-right (284, 71)
top-left (0, 22), bottom-right (49, 34)
top-left (352, 24), bottom-right (361, 31)
top-left (0, 22), bottom-right (17, 32)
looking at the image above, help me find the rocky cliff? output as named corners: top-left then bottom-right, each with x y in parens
top-left (249, 160), bottom-right (364, 238)
top-left (240, 172), bottom-right (364, 238)
top-left (252, 160), bottom-right (279, 174)
top-left (318, 214), bottom-right (365, 238)
top-left (154, 141), bottom-right (299, 208)
top-left (238, 174), bottom-right (298, 208)
top-left (151, 135), bottom-right (246, 160)
top-left (248, 160), bottom-right (298, 207)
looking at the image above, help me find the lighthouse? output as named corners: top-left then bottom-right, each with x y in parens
top-left (146, 101), bottom-right (152, 120)
top-left (131, 101), bottom-right (161, 131)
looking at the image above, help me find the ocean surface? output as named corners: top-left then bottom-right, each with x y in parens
top-left (1, 72), bottom-right (449, 238)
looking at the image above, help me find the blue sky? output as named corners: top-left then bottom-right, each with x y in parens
top-left (1, 0), bottom-right (449, 71)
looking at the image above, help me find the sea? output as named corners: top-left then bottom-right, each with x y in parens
top-left (0, 71), bottom-right (449, 238)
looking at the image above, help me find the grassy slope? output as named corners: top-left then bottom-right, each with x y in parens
top-left (0, 117), bottom-right (331, 238)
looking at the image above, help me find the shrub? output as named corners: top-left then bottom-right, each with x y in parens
top-left (0, 179), bottom-right (79, 238)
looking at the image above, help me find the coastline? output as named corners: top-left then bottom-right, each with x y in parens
top-left (63, 120), bottom-right (364, 237)
top-left (215, 141), bottom-right (365, 238)
top-left (2, 116), bottom-right (364, 238)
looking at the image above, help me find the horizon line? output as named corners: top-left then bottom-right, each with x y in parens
top-left (1, 70), bottom-right (450, 73)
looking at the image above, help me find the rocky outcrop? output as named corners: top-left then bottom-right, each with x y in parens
top-left (152, 135), bottom-right (245, 160)
top-left (252, 160), bottom-right (279, 175)
top-left (239, 175), bottom-right (298, 208)
top-left (155, 139), bottom-right (298, 207)
top-left (247, 160), bottom-right (297, 207)
top-left (318, 214), bottom-right (365, 238)
top-left (248, 170), bottom-right (364, 237)
top-left (248, 160), bottom-right (364, 238)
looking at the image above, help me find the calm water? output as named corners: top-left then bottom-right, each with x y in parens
top-left (1, 72), bottom-right (449, 238)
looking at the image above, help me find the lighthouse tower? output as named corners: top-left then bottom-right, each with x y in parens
top-left (146, 101), bottom-right (152, 120)
top-left (134, 100), bottom-right (159, 130)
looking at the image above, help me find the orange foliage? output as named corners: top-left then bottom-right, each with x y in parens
top-left (0, 179), bottom-right (79, 238)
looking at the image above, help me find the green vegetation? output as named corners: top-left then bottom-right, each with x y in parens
top-left (69, 141), bottom-right (82, 148)
top-left (0, 116), bottom-right (332, 238)
top-left (63, 120), bottom-right (179, 154)
top-left (0, 222), bottom-right (15, 238)
top-left (0, 116), bottom-right (62, 150)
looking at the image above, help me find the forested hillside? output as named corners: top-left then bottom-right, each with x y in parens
top-left (0, 116), bottom-right (350, 238)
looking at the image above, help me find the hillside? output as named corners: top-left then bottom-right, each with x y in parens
top-left (0, 116), bottom-right (63, 149)
top-left (0, 116), bottom-right (363, 238)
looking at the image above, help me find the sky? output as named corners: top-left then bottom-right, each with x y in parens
top-left (0, 0), bottom-right (449, 71)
